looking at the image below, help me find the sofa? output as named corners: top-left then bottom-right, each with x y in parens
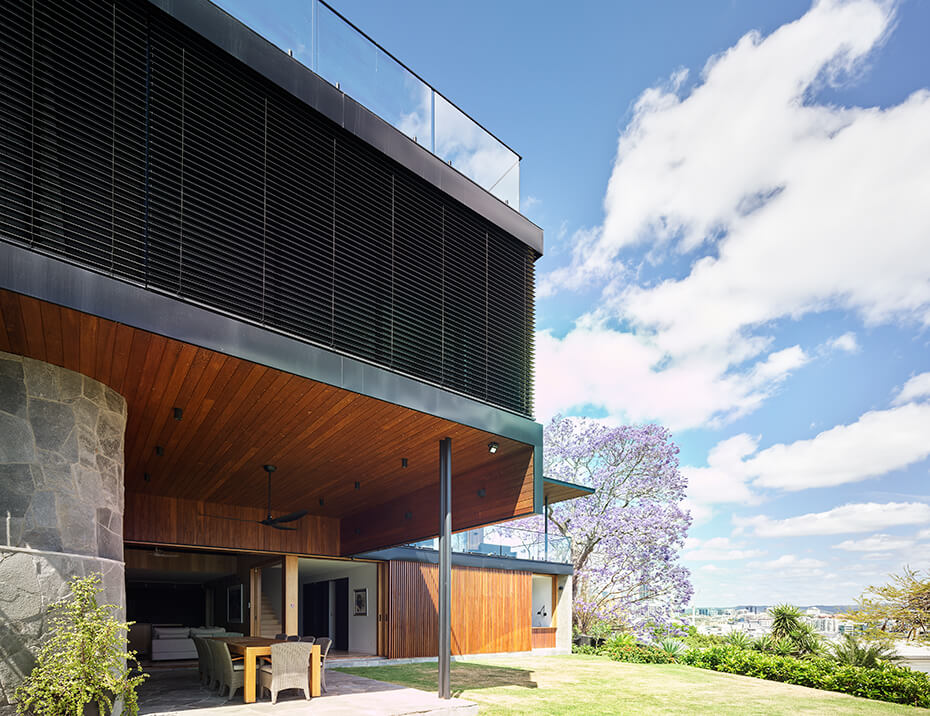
top-left (150, 626), bottom-right (243, 661)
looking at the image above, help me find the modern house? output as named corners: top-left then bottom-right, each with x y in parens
top-left (0, 0), bottom-right (589, 707)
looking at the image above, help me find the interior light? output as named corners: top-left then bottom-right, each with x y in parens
top-left (488, 442), bottom-right (499, 454)
top-left (173, 407), bottom-right (183, 421)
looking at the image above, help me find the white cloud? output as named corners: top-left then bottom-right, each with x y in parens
top-left (747, 403), bottom-right (930, 490)
top-left (535, 326), bottom-right (807, 430)
top-left (685, 402), bottom-right (930, 493)
top-left (682, 434), bottom-right (760, 522)
top-left (834, 533), bottom-right (915, 552)
top-left (536, 0), bottom-right (930, 430)
top-left (893, 372), bottom-right (930, 405)
top-left (826, 332), bottom-right (859, 354)
top-left (698, 564), bottom-right (726, 573)
top-left (735, 502), bottom-right (930, 537)
top-left (684, 537), bottom-right (764, 561)
top-left (750, 555), bottom-right (826, 570)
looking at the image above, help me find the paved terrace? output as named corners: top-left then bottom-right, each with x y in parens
top-left (138, 667), bottom-right (476, 715)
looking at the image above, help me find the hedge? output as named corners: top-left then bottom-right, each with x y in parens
top-left (681, 645), bottom-right (930, 708)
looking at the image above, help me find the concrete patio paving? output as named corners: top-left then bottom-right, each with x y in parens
top-left (137, 667), bottom-right (477, 715)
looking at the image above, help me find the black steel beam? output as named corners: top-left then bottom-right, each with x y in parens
top-left (0, 242), bottom-right (543, 449)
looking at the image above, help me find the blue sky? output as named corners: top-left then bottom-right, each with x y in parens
top-left (219, 0), bottom-right (930, 606)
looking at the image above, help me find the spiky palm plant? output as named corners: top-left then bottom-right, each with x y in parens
top-left (659, 639), bottom-right (686, 658)
top-left (769, 604), bottom-right (803, 640)
top-left (831, 632), bottom-right (900, 668)
top-left (772, 637), bottom-right (796, 656)
top-left (752, 635), bottom-right (774, 652)
top-left (726, 631), bottom-right (752, 650)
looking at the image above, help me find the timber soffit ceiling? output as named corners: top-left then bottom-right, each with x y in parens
top-left (0, 288), bottom-right (532, 521)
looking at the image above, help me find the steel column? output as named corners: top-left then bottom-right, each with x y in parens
top-left (544, 495), bottom-right (549, 562)
top-left (438, 437), bottom-right (452, 699)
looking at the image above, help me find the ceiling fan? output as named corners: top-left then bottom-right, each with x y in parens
top-left (203, 465), bottom-right (309, 530)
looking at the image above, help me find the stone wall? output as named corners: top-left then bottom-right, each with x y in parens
top-left (0, 352), bottom-right (127, 713)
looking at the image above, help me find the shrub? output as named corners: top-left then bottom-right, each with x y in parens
top-left (831, 633), bottom-right (900, 668)
top-left (772, 637), bottom-right (795, 656)
top-left (659, 639), bottom-right (686, 658)
top-left (751, 635), bottom-right (774, 653)
top-left (726, 631), bottom-right (752, 650)
top-left (603, 643), bottom-right (677, 664)
top-left (681, 645), bottom-right (930, 708)
top-left (683, 631), bottom-right (729, 649)
top-left (15, 574), bottom-right (146, 715)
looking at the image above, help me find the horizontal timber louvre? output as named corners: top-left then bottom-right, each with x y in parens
top-left (0, 0), bottom-right (536, 417)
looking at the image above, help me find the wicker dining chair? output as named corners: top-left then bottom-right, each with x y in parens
top-left (207, 638), bottom-right (249, 700)
top-left (192, 637), bottom-right (213, 688)
top-left (259, 642), bottom-right (313, 704)
top-left (314, 637), bottom-right (333, 692)
top-left (275, 633), bottom-right (287, 640)
top-left (299, 635), bottom-right (316, 643)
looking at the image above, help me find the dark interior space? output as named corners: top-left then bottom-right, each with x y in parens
top-left (126, 582), bottom-right (205, 626)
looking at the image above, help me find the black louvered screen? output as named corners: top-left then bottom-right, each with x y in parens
top-left (0, 0), bottom-right (537, 417)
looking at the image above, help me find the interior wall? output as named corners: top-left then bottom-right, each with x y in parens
top-left (263, 564), bottom-right (283, 625)
top-left (298, 560), bottom-right (378, 654)
top-left (531, 575), bottom-right (553, 627)
top-left (555, 574), bottom-right (572, 653)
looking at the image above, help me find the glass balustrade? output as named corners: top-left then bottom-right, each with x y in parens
top-left (213, 0), bottom-right (521, 210)
top-left (406, 525), bottom-right (571, 564)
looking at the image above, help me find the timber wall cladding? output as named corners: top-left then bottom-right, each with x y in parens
top-left (124, 493), bottom-right (340, 556)
top-left (385, 561), bottom-right (531, 658)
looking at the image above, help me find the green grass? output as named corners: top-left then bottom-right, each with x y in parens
top-left (334, 654), bottom-right (930, 715)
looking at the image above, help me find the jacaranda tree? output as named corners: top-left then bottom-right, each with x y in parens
top-left (542, 415), bottom-right (692, 636)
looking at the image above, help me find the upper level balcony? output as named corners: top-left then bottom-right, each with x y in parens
top-left (212, 0), bottom-right (521, 211)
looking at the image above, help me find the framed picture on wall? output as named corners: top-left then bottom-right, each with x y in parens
top-left (353, 588), bottom-right (368, 616)
top-left (227, 584), bottom-right (243, 623)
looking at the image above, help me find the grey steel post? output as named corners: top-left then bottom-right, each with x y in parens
top-left (544, 495), bottom-right (549, 562)
top-left (438, 437), bottom-right (452, 699)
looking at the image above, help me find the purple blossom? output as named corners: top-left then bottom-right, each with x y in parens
top-left (510, 416), bottom-right (693, 636)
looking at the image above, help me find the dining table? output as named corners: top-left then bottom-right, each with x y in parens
top-left (211, 636), bottom-right (321, 704)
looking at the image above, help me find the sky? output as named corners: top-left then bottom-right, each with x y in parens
top-left (219, 0), bottom-right (930, 607)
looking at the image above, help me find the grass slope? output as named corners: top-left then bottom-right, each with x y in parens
top-left (335, 654), bottom-right (929, 715)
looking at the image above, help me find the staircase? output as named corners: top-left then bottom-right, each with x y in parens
top-left (259, 599), bottom-right (282, 638)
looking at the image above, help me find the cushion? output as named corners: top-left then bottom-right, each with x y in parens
top-left (153, 627), bottom-right (190, 639)
top-left (190, 627), bottom-right (226, 637)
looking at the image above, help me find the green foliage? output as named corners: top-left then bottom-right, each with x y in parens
top-left (604, 632), bottom-right (637, 649)
top-left (769, 604), bottom-right (803, 640)
top-left (15, 574), bottom-right (146, 716)
top-left (751, 635), bottom-right (774, 653)
top-left (846, 566), bottom-right (930, 644)
top-left (682, 631), bottom-right (729, 649)
top-left (682, 645), bottom-right (930, 708)
top-left (788, 621), bottom-right (823, 657)
top-left (658, 639), bottom-right (686, 658)
top-left (572, 633), bottom-right (676, 663)
top-left (725, 631), bottom-right (752, 650)
top-left (772, 637), bottom-right (796, 656)
top-left (831, 633), bottom-right (900, 669)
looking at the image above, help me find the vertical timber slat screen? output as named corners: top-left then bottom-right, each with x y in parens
top-left (385, 560), bottom-right (531, 658)
top-left (0, 0), bottom-right (536, 417)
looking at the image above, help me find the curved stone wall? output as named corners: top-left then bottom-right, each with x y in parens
top-left (0, 352), bottom-right (127, 713)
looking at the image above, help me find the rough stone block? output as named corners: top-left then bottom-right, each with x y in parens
top-left (0, 465), bottom-right (33, 519)
top-left (0, 413), bottom-right (35, 464)
top-left (0, 375), bottom-right (27, 418)
top-left (27, 398), bottom-right (75, 453)
top-left (22, 359), bottom-right (59, 400)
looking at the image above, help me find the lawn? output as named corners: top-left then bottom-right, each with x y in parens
top-left (335, 654), bottom-right (930, 715)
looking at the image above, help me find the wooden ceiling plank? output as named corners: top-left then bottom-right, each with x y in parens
top-left (0, 291), bottom-right (27, 355)
top-left (18, 295), bottom-right (46, 362)
top-left (38, 300), bottom-right (64, 367)
top-left (78, 311), bottom-right (99, 379)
